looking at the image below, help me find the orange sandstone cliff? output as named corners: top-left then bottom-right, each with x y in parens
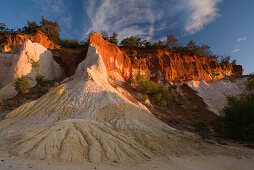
top-left (1, 31), bottom-right (243, 83)
top-left (90, 32), bottom-right (243, 84)
top-left (1, 30), bottom-right (59, 52)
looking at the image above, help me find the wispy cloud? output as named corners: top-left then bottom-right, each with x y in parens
top-left (184, 0), bottom-right (222, 34)
top-left (237, 37), bottom-right (246, 42)
top-left (233, 48), bottom-right (240, 53)
top-left (61, 16), bottom-right (73, 29)
top-left (83, 0), bottom-right (160, 41)
top-left (83, 0), bottom-right (222, 41)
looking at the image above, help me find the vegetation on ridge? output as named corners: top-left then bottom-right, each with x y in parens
top-left (0, 19), bottom-right (238, 64)
top-left (129, 74), bottom-right (178, 108)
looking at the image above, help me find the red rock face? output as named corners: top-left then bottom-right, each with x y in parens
top-left (3, 31), bottom-right (242, 83)
top-left (89, 33), bottom-right (243, 84)
top-left (3, 31), bottom-right (59, 52)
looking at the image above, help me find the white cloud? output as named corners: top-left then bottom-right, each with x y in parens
top-left (237, 37), bottom-right (246, 42)
top-left (61, 16), bottom-right (73, 29)
top-left (83, 0), bottom-right (159, 41)
top-left (233, 48), bottom-right (240, 53)
top-left (184, 0), bottom-right (222, 34)
top-left (83, 0), bottom-right (222, 41)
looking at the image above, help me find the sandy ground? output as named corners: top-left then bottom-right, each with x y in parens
top-left (0, 150), bottom-right (253, 170)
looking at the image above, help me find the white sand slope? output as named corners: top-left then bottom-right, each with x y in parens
top-left (0, 42), bottom-right (199, 164)
top-left (187, 78), bottom-right (248, 114)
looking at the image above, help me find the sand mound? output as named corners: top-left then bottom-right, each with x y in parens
top-left (0, 34), bottom-right (207, 163)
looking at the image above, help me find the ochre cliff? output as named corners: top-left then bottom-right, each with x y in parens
top-left (90, 33), bottom-right (243, 84)
top-left (2, 30), bottom-right (59, 52)
top-left (1, 31), bottom-right (243, 84)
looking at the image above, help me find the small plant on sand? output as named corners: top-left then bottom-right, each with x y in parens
top-left (142, 94), bottom-right (149, 102)
top-left (30, 59), bottom-right (40, 73)
top-left (15, 75), bottom-right (30, 94)
top-left (29, 58), bottom-right (45, 84)
top-left (194, 121), bottom-right (211, 140)
top-left (126, 78), bottom-right (134, 85)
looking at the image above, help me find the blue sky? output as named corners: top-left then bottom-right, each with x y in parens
top-left (0, 0), bottom-right (253, 74)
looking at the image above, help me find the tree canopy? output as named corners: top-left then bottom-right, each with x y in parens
top-left (40, 17), bottom-right (61, 43)
top-left (101, 30), bottom-right (108, 40)
top-left (166, 34), bottom-right (178, 48)
top-left (108, 32), bottom-right (118, 45)
top-left (3, 17), bottom-right (62, 44)
top-left (0, 21), bottom-right (238, 64)
top-left (120, 36), bottom-right (143, 47)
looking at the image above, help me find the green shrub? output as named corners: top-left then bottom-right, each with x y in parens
top-left (142, 94), bottom-right (149, 102)
top-left (29, 59), bottom-right (45, 84)
top-left (138, 80), bottom-right (159, 94)
top-left (35, 74), bottom-right (45, 84)
top-left (31, 60), bottom-right (40, 73)
top-left (59, 39), bottom-right (82, 48)
top-left (216, 95), bottom-right (254, 141)
top-left (151, 85), bottom-right (174, 107)
top-left (183, 83), bottom-right (188, 87)
top-left (194, 121), bottom-right (211, 140)
top-left (247, 78), bottom-right (254, 92)
top-left (135, 73), bottom-right (145, 81)
top-left (37, 89), bottom-right (49, 98)
top-left (189, 104), bottom-right (199, 112)
top-left (135, 76), bottom-right (175, 107)
top-left (15, 76), bottom-right (30, 94)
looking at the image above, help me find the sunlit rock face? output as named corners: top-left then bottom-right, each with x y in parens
top-left (2, 30), bottom-right (59, 53)
top-left (82, 34), bottom-right (243, 85)
top-left (119, 47), bottom-right (243, 84)
top-left (0, 33), bottom-right (208, 164)
top-left (15, 39), bottom-right (62, 82)
top-left (0, 39), bottom-right (62, 100)
top-left (186, 78), bottom-right (248, 114)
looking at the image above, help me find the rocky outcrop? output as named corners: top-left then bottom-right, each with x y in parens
top-left (0, 32), bottom-right (252, 165)
top-left (87, 33), bottom-right (243, 85)
top-left (2, 31), bottom-right (59, 52)
top-left (0, 39), bottom-right (62, 99)
top-left (0, 33), bottom-right (210, 163)
top-left (1, 31), bottom-right (242, 85)
top-left (120, 47), bottom-right (243, 84)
